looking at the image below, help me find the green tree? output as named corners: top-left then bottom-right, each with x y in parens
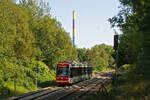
top-left (18, 0), bottom-right (79, 69)
top-left (109, 0), bottom-right (150, 99)
top-left (0, 0), bottom-right (79, 98)
top-left (77, 48), bottom-right (87, 62)
top-left (109, 0), bottom-right (150, 75)
top-left (77, 44), bottom-right (114, 72)
top-left (0, 0), bottom-right (35, 59)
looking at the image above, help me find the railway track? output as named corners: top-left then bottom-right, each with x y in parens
top-left (7, 86), bottom-right (62, 100)
top-left (8, 70), bottom-right (114, 100)
top-left (56, 78), bottom-right (111, 100)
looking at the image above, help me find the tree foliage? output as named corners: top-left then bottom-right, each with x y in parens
top-left (109, 0), bottom-right (150, 99)
top-left (0, 0), bottom-right (78, 98)
top-left (78, 44), bottom-right (114, 73)
top-left (0, 0), bottom-right (114, 99)
top-left (109, 0), bottom-right (150, 75)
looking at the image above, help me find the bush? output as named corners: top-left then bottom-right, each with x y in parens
top-left (0, 58), bottom-right (56, 98)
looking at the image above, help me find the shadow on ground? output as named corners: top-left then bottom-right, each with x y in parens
top-left (38, 80), bottom-right (57, 88)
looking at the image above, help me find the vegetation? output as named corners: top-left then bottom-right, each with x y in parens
top-left (77, 44), bottom-right (114, 73)
top-left (89, 0), bottom-right (150, 99)
top-left (0, 0), bottom-right (114, 99)
top-left (102, 0), bottom-right (150, 99)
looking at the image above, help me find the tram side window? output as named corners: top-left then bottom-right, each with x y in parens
top-left (90, 67), bottom-right (91, 74)
top-left (85, 67), bottom-right (87, 74)
top-left (78, 67), bottom-right (80, 76)
top-left (80, 67), bottom-right (82, 76)
top-left (70, 67), bottom-right (74, 78)
top-left (75, 68), bottom-right (78, 76)
top-left (79, 67), bottom-right (82, 76)
top-left (89, 67), bottom-right (92, 74)
top-left (75, 68), bottom-right (78, 77)
top-left (88, 67), bottom-right (90, 74)
top-left (82, 67), bottom-right (85, 75)
top-left (70, 67), bottom-right (77, 77)
top-left (73, 68), bottom-right (76, 77)
top-left (82, 67), bottom-right (84, 75)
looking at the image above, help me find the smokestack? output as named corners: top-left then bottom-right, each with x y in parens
top-left (72, 10), bottom-right (75, 47)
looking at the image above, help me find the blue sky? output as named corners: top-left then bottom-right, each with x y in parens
top-left (48, 0), bottom-right (120, 48)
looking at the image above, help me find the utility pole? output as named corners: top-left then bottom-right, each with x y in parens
top-left (34, 68), bottom-right (38, 88)
top-left (113, 30), bottom-right (119, 86)
top-left (14, 74), bottom-right (16, 96)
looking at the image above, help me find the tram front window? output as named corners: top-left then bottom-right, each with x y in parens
top-left (57, 67), bottom-right (69, 77)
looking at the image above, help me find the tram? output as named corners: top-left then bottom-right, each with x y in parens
top-left (56, 61), bottom-right (92, 84)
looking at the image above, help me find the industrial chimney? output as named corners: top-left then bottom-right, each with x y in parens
top-left (72, 10), bottom-right (75, 47)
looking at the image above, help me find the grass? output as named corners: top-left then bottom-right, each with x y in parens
top-left (0, 82), bottom-right (32, 99)
top-left (116, 78), bottom-right (150, 100)
top-left (0, 70), bottom-right (56, 99)
top-left (93, 67), bottom-right (113, 74)
top-left (86, 66), bottom-right (150, 100)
